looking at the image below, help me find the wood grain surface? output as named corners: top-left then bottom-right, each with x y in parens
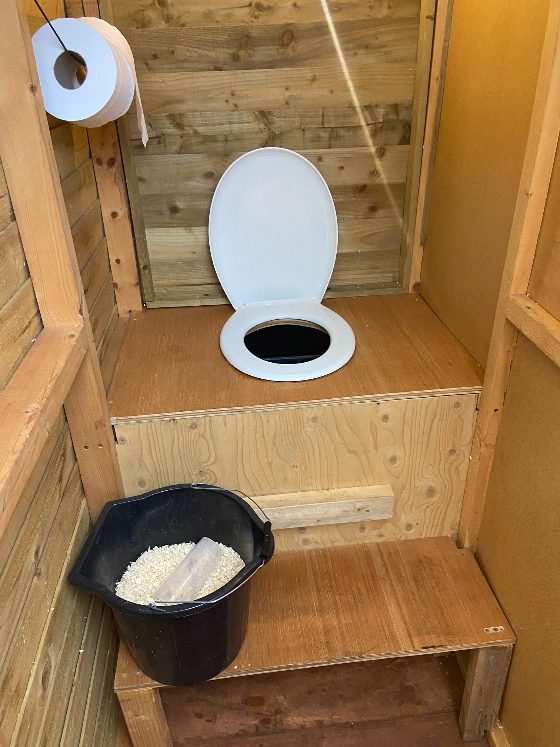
top-left (114, 392), bottom-right (477, 549)
top-left (108, 294), bottom-right (482, 419)
top-left (115, 537), bottom-right (514, 692)
top-left (108, 0), bottom-right (424, 305)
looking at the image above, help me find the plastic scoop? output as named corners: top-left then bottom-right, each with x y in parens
top-left (153, 537), bottom-right (226, 603)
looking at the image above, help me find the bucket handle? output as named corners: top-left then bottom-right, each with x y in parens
top-left (190, 483), bottom-right (274, 562)
top-left (150, 484), bottom-right (274, 611)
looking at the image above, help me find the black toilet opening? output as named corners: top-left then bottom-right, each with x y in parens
top-left (244, 320), bottom-right (331, 364)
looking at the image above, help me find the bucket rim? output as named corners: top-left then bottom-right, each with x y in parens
top-left (68, 483), bottom-right (274, 618)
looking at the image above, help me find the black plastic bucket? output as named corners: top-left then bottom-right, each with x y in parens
top-left (69, 484), bottom-right (274, 686)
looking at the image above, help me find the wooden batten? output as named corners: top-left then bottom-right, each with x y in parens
top-left (399, 0), bottom-right (436, 287)
top-left (505, 294), bottom-right (560, 368)
top-left (407, 0), bottom-right (454, 289)
top-left (0, 0), bottom-right (82, 328)
top-left (254, 485), bottom-right (395, 530)
top-left (89, 126), bottom-right (143, 316)
top-left (65, 0), bottom-right (143, 317)
top-left (459, 647), bottom-right (513, 741)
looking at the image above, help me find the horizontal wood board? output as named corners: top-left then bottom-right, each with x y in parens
top-left (110, 0), bottom-right (423, 305)
top-left (108, 294), bottom-right (482, 419)
top-left (115, 537), bottom-right (514, 691)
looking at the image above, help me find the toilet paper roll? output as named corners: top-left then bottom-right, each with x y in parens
top-left (32, 17), bottom-right (148, 145)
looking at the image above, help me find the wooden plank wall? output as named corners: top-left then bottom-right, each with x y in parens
top-left (0, 7), bottom-right (126, 746)
top-left (110, 0), bottom-right (421, 307)
top-left (49, 116), bottom-right (119, 361)
top-left (419, 0), bottom-right (550, 367)
top-left (0, 414), bottom-right (121, 746)
top-left (0, 155), bottom-right (42, 392)
top-left (0, 165), bottom-right (123, 746)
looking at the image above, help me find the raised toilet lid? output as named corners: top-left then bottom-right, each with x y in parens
top-left (209, 148), bottom-right (338, 309)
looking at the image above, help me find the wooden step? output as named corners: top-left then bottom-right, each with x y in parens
top-left (115, 537), bottom-right (514, 745)
top-left (116, 537), bottom-right (513, 691)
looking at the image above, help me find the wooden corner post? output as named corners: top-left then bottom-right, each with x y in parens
top-left (0, 0), bottom-right (123, 528)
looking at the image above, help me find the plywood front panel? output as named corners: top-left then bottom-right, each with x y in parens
top-left (476, 336), bottom-right (560, 747)
top-left (528, 140), bottom-right (560, 323)
top-left (111, 0), bottom-right (423, 306)
top-left (114, 392), bottom-right (477, 550)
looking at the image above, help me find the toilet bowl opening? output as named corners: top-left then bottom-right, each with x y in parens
top-left (244, 320), bottom-right (331, 365)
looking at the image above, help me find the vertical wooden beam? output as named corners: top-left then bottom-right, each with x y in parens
top-left (459, 646), bottom-right (513, 741)
top-left (407, 0), bottom-right (454, 290)
top-left (65, 348), bottom-right (123, 519)
top-left (0, 0), bottom-right (82, 328)
top-left (117, 689), bottom-right (172, 747)
top-left (458, 0), bottom-right (560, 547)
top-left (1, 0), bottom-right (123, 519)
top-left (89, 125), bottom-right (143, 316)
top-left (399, 0), bottom-right (436, 287)
top-left (116, 117), bottom-right (155, 303)
top-left (97, 0), bottom-right (155, 303)
top-left (65, 0), bottom-right (143, 317)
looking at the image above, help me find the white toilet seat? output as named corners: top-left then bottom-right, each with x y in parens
top-left (220, 300), bottom-right (355, 382)
top-left (209, 147), bottom-right (356, 382)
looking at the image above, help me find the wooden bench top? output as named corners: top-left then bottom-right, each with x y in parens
top-left (115, 537), bottom-right (514, 692)
top-left (108, 294), bottom-right (483, 421)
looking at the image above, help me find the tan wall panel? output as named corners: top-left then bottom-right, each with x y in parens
top-left (420, 0), bottom-right (549, 367)
top-left (528, 140), bottom-right (560, 322)
top-left (477, 336), bottom-right (560, 747)
top-left (115, 393), bottom-right (477, 551)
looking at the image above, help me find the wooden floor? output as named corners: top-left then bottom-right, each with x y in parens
top-left (161, 655), bottom-right (489, 746)
top-left (108, 294), bottom-right (482, 419)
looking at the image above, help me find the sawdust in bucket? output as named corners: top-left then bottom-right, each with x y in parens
top-left (115, 542), bottom-right (244, 606)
